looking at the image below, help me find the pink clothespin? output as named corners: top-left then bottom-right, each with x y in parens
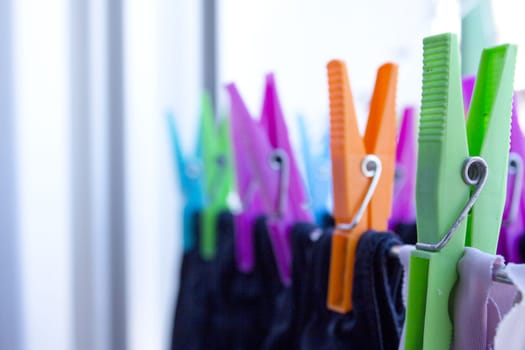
top-left (389, 107), bottom-right (417, 229)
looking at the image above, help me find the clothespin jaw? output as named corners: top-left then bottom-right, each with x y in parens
top-left (465, 44), bottom-right (517, 252)
top-left (406, 34), bottom-right (471, 350)
top-left (389, 107), bottom-right (417, 228)
top-left (298, 116), bottom-right (332, 225)
top-left (201, 93), bottom-right (235, 259)
top-left (463, 77), bottom-right (524, 259)
top-left (326, 60), bottom-right (397, 313)
top-left (166, 112), bottom-right (205, 252)
top-left (405, 33), bottom-right (516, 350)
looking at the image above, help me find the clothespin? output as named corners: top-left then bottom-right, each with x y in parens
top-left (298, 116), bottom-right (333, 226)
top-left (166, 112), bottom-right (205, 252)
top-left (464, 77), bottom-right (525, 263)
top-left (389, 107), bottom-right (417, 229)
top-left (228, 86), bottom-right (266, 273)
top-left (460, 0), bottom-right (496, 75)
top-left (326, 60), bottom-right (398, 313)
top-left (462, 75), bottom-right (476, 115)
top-left (227, 74), bottom-right (312, 285)
top-left (260, 74), bottom-right (312, 223)
top-left (200, 93), bottom-right (235, 259)
top-left (404, 33), bottom-right (516, 350)
top-left (500, 98), bottom-right (525, 262)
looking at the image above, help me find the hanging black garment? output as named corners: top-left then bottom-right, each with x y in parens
top-left (206, 212), bottom-right (284, 350)
top-left (171, 211), bottom-right (213, 350)
top-left (393, 222), bottom-right (418, 245)
top-left (300, 230), bottom-right (405, 350)
top-left (262, 222), bottom-right (323, 349)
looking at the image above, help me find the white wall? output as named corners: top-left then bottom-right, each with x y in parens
top-left (14, 0), bottom-right (73, 349)
top-left (124, 0), bottom-right (202, 349)
top-left (218, 0), bottom-right (438, 139)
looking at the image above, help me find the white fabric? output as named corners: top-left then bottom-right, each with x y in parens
top-left (495, 264), bottom-right (525, 350)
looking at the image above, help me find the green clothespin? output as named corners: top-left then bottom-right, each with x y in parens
top-left (461, 0), bottom-right (497, 75)
top-left (201, 93), bottom-right (235, 259)
top-left (404, 33), bottom-right (516, 350)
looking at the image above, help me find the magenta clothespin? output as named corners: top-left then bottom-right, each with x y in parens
top-left (463, 75), bottom-right (525, 262)
top-left (389, 107), bottom-right (417, 229)
top-left (500, 97), bottom-right (525, 262)
top-left (259, 74), bottom-right (312, 222)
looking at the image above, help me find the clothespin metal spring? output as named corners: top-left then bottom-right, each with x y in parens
top-left (417, 156), bottom-right (488, 252)
top-left (337, 155), bottom-right (382, 231)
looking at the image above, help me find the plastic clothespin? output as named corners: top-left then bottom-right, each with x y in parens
top-left (404, 33), bottom-right (516, 350)
top-left (228, 85), bottom-right (265, 273)
top-left (389, 107), bottom-right (417, 229)
top-left (227, 74), bottom-right (312, 285)
top-left (260, 74), bottom-right (312, 224)
top-left (298, 116), bottom-right (333, 226)
top-left (460, 0), bottom-right (496, 76)
top-left (464, 77), bottom-right (525, 263)
top-left (166, 111), bottom-right (205, 252)
top-left (326, 60), bottom-right (398, 313)
top-left (462, 75), bottom-right (476, 115)
top-left (200, 93), bottom-right (235, 259)
top-left (500, 98), bottom-right (525, 262)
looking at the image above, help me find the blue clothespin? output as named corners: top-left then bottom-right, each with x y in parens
top-left (297, 116), bottom-right (332, 226)
top-left (166, 111), bottom-right (205, 252)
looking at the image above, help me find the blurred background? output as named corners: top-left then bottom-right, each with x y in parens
top-left (0, 0), bottom-right (524, 349)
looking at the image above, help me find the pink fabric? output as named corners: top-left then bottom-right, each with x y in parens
top-left (453, 248), bottom-right (518, 350)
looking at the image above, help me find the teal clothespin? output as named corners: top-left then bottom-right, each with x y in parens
top-left (404, 33), bottom-right (516, 350)
top-left (297, 116), bottom-right (332, 226)
top-left (166, 111), bottom-right (205, 252)
top-left (461, 0), bottom-right (497, 75)
top-left (201, 93), bottom-right (235, 259)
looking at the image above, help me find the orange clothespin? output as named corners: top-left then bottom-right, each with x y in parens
top-left (326, 60), bottom-right (397, 313)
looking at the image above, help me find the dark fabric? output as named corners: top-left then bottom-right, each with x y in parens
top-left (320, 213), bottom-right (336, 229)
top-left (519, 233), bottom-right (525, 262)
top-left (393, 222), bottom-right (418, 245)
top-left (206, 212), bottom-right (284, 350)
top-left (171, 212), bottom-right (213, 350)
top-left (263, 222), bottom-right (323, 350)
top-left (300, 230), bottom-right (405, 350)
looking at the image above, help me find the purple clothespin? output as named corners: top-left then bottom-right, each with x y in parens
top-left (500, 97), bottom-right (525, 262)
top-left (260, 74), bottom-right (312, 222)
top-left (462, 75), bottom-right (476, 116)
top-left (463, 75), bottom-right (525, 262)
top-left (227, 75), bottom-right (311, 285)
top-left (389, 107), bottom-right (417, 229)
top-left (229, 101), bottom-right (260, 272)
top-left (228, 84), bottom-right (271, 273)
